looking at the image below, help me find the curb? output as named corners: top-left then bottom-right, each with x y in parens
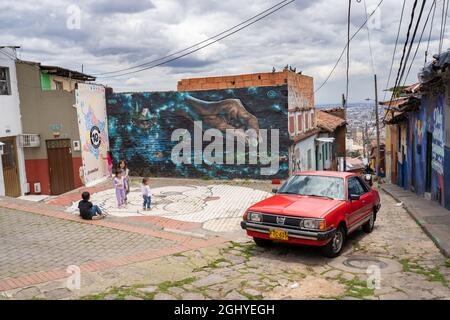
top-left (380, 186), bottom-right (450, 259)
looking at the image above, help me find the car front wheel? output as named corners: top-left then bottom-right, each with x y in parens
top-left (321, 225), bottom-right (346, 258)
top-left (253, 237), bottom-right (272, 247)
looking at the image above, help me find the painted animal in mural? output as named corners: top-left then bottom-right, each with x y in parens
top-left (106, 86), bottom-right (289, 179)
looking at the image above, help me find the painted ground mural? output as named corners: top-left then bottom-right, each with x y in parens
top-left (106, 86), bottom-right (289, 179)
top-left (75, 83), bottom-right (110, 186)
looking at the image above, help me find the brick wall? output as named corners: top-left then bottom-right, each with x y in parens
top-left (177, 70), bottom-right (313, 103)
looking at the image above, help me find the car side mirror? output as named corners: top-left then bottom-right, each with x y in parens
top-left (272, 188), bottom-right (278, 194)
top-left (349, 194), bottom-right (360, 201)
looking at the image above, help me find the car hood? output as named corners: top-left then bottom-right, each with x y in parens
top-left (248, 194), bottom-right (344, 218)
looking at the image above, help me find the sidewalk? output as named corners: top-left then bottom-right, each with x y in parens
top-left (381, 183), bottom-right (450, 258)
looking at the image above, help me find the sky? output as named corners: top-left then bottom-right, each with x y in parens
top-left (0, 0), bottom-right (448, 104)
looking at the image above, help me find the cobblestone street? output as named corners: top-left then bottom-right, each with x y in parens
top-left (1, 180), bottom-right (449, 300)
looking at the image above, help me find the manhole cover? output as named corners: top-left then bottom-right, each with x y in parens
top-left (342, 256), bottom-right (388, 270)
top-left (327, 255), bottom-right (402, 274)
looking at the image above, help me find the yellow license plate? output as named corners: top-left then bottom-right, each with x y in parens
top-left (269, 229), bottom-right (288, 240)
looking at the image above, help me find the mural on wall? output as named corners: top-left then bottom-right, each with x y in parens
top-left (106, 86), bottom-right (289, 179)
top-left (432, 101), bottom-right (444, 175)
top-left (75, 83), bottom-right (110, 186)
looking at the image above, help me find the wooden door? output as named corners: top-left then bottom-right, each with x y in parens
top-left (0, 137), bottom-right (21, 197)
top-left (46, 139), bottom-right (74, 195)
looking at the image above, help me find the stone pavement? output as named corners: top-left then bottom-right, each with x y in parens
top-left (64, 183), bottom-right (271, 233)
top-left (1, 189), bottom-right (449, 300)
top-left (382, 183), bottom-right (450, 258)
top-left (0, 195), bottom-right (228, 294)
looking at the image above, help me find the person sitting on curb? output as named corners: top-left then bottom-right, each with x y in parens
top-left (78, 191), bottom-right (106, 220)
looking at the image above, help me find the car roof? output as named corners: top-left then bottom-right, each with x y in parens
top-left (293, 171), bottom-right (357, 178)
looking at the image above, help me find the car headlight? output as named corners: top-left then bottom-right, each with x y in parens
top-left (301, 219), bottom-right (326, 231)
top-left (248, 212), bottom-right (262, 223)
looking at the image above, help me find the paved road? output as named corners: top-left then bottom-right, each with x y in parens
top-left (2, 189), bottom-right (449, 300)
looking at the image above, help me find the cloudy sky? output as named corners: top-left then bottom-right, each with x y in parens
top-left (0, 0), bottom-right (448, 104)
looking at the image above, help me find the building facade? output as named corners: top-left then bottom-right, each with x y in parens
top-left (0, 47), bottom-right (27, 197)
top-left (16, 60), bottom-right (96, 195)
top-left (384, 50), bottom-right (450, 211)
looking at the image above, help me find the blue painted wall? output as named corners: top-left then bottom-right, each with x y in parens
top-left (404, 93), bottom-right (446, 208)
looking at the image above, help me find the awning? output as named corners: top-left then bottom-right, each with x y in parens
top-left (316, 137), bottom-right (335, 143)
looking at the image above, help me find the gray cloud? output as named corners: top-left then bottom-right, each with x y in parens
top-left (0, 0), bottom-right (447, 103)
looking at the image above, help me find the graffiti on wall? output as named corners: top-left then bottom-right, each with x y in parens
top-left (75, 84), bottom-right (110, 185)
top-left (432, 102), bottom-right (444, 175)
top-left (106, 86), bottom-right (289, 179)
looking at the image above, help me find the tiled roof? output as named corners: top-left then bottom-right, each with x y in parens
top-left (317, 110), bottom-right (346, 133)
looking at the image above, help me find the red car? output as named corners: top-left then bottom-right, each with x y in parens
top-left (241, 171), bottom-right (381, 257)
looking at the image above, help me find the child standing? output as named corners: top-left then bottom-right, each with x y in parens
top-left (141, 178), bottom-right (151, 211)
top-left (113, 170), bottom-right (126, 208)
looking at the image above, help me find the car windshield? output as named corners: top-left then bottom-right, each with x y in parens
top-left (277, 175), bottom-right (345, 200)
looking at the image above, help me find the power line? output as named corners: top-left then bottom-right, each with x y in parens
top-left (389, 0), bottom-right (419, 106)
top-left (403, 0), bottom-right (437, 86)
top-left (314, 0), bottom-right (384, 94)
top-left (97, 0), bottom-right (295, 79)
top-left (363, 0), bottom-right (376, 75)
top-left (93, 0), bottom-right (291, 76)
top-left (398, 0), bottom-right (427, 88)
top-left (425, 0), bottom-right (437, 64)
top-left (383, 0), bottom-right (407, 102)
top-left (345, 0), bottom-right (351, 109)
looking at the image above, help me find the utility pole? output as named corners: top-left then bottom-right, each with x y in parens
top-left (374, 74), bottom-right (381, 176)
top-left (342, 93), bottom-right (347, 172)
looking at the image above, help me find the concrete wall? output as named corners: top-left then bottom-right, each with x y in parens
top-left (0, 49), bottom-right (27, 195)
top-left (16, 61), bottom-right (83, 194)
top-left (289, 133), bottom-right (317, 174)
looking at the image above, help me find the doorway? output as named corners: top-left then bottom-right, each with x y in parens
top-left (0, 137), bottom-right (21, 197)
top-left (425, 132), bottom-right (432, 193)
top-left (46, 139), bottom-right (74, 195)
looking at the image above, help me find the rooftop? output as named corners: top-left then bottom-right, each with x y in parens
top-left (317, 110), bottom-right (347, 133)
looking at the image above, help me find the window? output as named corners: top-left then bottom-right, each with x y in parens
top-left (288, 113), bottom-right (295, 135)
top-left (297, 113), bottom-right (303, 132)
top-left (278, 175), bottom-right (345, 200)
top-left (305, 111), bottom-right (309, 130)
top-left (348, 177), bottom-right (366, 196)
top-left (54, 80), bottom-right (63, 90)
top-left (307, 149), bottom-right (312, 170)
top-left (0, 67), bottom-right (11, 95)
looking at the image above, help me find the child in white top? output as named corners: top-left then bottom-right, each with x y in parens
top-left (141, 178), bottom-right (151, 211)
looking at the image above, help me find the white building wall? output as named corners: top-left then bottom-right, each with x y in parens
top-left (0, 48), bottom-right (27, 195)
top-left (289, 134), bottom-right (317, 174)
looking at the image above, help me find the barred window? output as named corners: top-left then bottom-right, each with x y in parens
top-left (0, 67), bottom-right (11, 95)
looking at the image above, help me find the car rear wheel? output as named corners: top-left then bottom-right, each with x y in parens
top-left (253, 237), bottom-right (272, 247)
top-left (321, 225), bottom-right (346, 258)
top-left (362, 211), bottom-right (376, 233)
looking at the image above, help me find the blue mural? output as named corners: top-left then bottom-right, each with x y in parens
top-left (106, 85), bottom-right (289, 179)
top-left (405, 93), bottom-right (446, 207)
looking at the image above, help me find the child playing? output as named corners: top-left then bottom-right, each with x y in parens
top-left (141, 178), bottom-right (151, 211)
top-left (78, 192), bottom-right (105, 220)
top-left (113, 170), bottom-right (127, 208)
